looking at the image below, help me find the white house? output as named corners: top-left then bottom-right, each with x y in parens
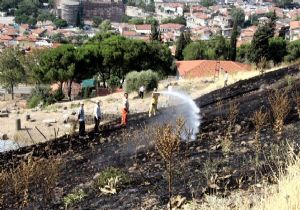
top-left (134, 24), bottom-right (151, 35)
top-left (290, 21), bottom-right (300, 41)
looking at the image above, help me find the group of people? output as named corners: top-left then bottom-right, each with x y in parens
top-left (77, 88), bottom-right (160, 137)
top-left (77, 100), bottom-right (102, 137)
top-left (77, 70), bottom-right (230, 137)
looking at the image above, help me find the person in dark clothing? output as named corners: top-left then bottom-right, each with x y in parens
top-left (94, 100), bottom-right (101, 134)
top-left (78, 102), bottom-right (85, 137)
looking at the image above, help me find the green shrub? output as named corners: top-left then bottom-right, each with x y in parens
top-left (97, 167), bottom-right (130, 189)
top-left (107, 75), bottom-right (120, 91)
top-left (53, 89), bottom-right (65, 101)
top-left (27, 95), bottom-right (42, 108)
top-left (63, 188), bottom-right (87, 208)
top-left (124, 70), bottom-right (159, 93)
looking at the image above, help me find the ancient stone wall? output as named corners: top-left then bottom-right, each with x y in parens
top-left (82, 0), bottom-right (125, 22)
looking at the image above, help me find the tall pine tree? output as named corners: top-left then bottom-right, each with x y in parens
top-left (249, 12), bottom-right (276, 65)
top-left (229, 21), bottom-right (238, 61)
top-left (150, 22), bottom-right (161, 42)
top-left (175, 31), bottom-right (191, 60)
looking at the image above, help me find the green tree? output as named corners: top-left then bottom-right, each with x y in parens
top-left (150, 22), bottom-right (161, 42)
top-left (183, 41), bottom-right (207, 60)
top-left (268, 37), bottom-right (287, 64)
top-left (273, 0), bottom-right (292, 6)
top-left (20, 48), bottom-right (46, 84)
top-left (175, 31), bottom-right (191, 60)
top-left (249, 21), bottom-right (275, 65)
top-left (37, 11), bottom-right (55, 22)
top-left (201, 0), bottom-right (216, 7)
top-left (284, 40), bottom-right (300, 62)
top-left (0, 48), bottom-right (26, 99)
top-left (92, 16), bottom-right (102, 27)
top-left (99, 20), bottom-right (112, 32)
top-left (128, 17), bottom-right (144, 25)
top-left (76, 5), bottom-right (83, 28)
top-left (162, 16), bottom-right (187, 26)
top-left (0, 0), bottom-right (21, 12)
top-left (236, 43), bottom-right (251, 63)
top-left (14, 0), bottom-right (40, 25)
top-left (230, 7), bottom-right (245, 27)
top-left (53, 18), bottom-right (68, 28)
top-left (145, 17), bottom-right (158, 25)
top-left (229, 22), bottom-right (238, 61)
top-left (211, 34), bottom-right (229, 60)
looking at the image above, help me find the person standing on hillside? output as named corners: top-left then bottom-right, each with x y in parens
top-left (139, 85), bottom-right (145, 99)
top-left (149, 88), bottom-right (160, 117)
top-left (94, 100), bottom-right (101, 134)
top-left (224, 71), bottom-right (229, 87)
top-left (78, 102), bottom-right (85, 138)
top-left (121, 92), bottom-right (129, 127)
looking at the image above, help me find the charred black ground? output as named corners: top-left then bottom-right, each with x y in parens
top-left (1, 65), bottom-right (300, 209)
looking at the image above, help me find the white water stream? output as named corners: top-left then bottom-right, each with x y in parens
top-left (158, 90), bottom-right (201, 140)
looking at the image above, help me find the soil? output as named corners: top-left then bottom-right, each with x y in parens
top-left (1, 65), bottom-right (300, 209)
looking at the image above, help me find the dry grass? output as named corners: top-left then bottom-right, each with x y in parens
top-left (155, 118), bottom-right (185, 210)
top-left (268, 89), bottom-right (290, 135)
top-left (252, 107), bottom-right (268, 150)
top-left (294, 90), bottom-right (300, 119)
top-left (183, 145), bottom-right (300, 210)
top-left (0, 156), bottom-right (61, 207)
top-left (221, 101), bottom-right (239, 154)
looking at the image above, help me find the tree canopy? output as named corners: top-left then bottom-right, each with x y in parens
top-left (0, 48), bottom-right (26, 99)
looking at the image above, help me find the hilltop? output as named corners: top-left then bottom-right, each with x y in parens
top-left (0, 64), bottom-right (300, 209)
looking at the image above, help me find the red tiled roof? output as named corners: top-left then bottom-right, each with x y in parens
top-left (290, 21), bottom-right (300, 30)
top-left (31, 28), bottom-right (47, 36)
top-left (176, 60), bottom-right (252, 78)
top-left (160, 23), bottom-right (185, 30)
top-left (122, 30), bottom-right (138, 36)
top-left (166, 3), bottom-right (184, 8)
top-left (0, 35), bottom-right (13, 41)
top-left (135, 24), bottom-right (151, 31)
top-left (193, 12), bottom-right (209, 19)
top-left (20, 24), bottom-right (29, 30)
top-left (3, 28), bottom-right (18, 36)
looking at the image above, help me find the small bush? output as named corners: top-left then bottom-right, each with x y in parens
top-left (53, 89), bottom-right (65, 101)
top-left (27, 95), bottom-right (42, 108)
top-left (97, 167), bottom-right (130, 189)
top-left (124, 70), bottom-right (159, 93)
top-left (63, 188), bottom-right (87, 208)
top-left (107, 75), bottom-right (120, 91)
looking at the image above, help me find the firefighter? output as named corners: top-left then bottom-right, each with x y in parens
top-left (77, 102), bottom-right (85, 138)
top-left (224, 71), bottom-right (229, 87)
top-left (94, 100), bottom-right (101, 134)
top-left (149, 88), bottom-right (160, 117)
top-left (121, 92), bottom-right (129, 126)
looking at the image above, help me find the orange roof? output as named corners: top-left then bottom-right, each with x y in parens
top-left (166, 3), bottom-right (184, 8)
top-left (0, 35), bottom-right (13, 41)
top-left (290, 21), bottom-right (300, 30)
top-left (160, 23), bottom-right (185, 30)
top-left (193, 12), bottom-right (209, 19)
top-left (20, 24), bottom-right (29, 30)
top-left (122, 30), bottom-right (138, 36)
top-left (176, 60), bottom-right (252, 78)
top-left (31, 28), bottom-right (47, 36)
top-left (3, 28), bottom-right (18, 36)
top-left (135, 24), bottom-right (151, 31)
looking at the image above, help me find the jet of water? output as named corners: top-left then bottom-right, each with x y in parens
top-left (157, 90), bottom-right (201, 140)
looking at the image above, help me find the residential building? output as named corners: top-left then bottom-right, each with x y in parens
top-left (290, 21), bottom-right (300, 40)
top-left (176, 60), bottom-right (252, 78)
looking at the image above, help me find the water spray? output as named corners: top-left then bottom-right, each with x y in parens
top-left (157, 90), bottom-right (201, 140)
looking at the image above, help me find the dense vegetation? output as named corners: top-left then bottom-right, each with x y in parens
top-left (0, 34), bottom-right (174, 101)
